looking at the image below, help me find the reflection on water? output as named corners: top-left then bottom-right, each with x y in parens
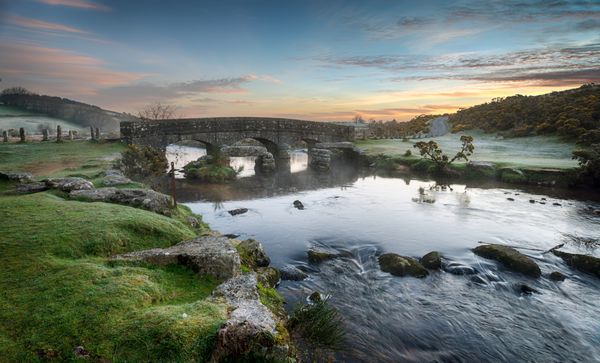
top-left (165, 144), bottom-right (308, 178)
top-left (164, 147), bottom-right (600, 362)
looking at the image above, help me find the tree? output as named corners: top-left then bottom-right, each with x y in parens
top-left (1, 87), bottom-right (35, 96)
top-left (572, 143), bottom-right (600, 186)
top-left (413, 135), bottom-right (475, 171)
top-left (137, 102), bottom-right (178, 121)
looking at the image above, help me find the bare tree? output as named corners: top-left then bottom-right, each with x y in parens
top-left (137, 102), bottom-right (178, 121)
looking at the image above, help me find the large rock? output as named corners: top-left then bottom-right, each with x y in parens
top-left (378, 253), bottom-right (429, 278)
top-left (113, 236), bottom-right (241, 280)
top-left (553, 250), bottom-right (600, 279)
top-left (15, 182), bottom-right (49, 194)
top-left (420, 251), bottom-right (442, 270)
top-left (237, 239), bottom-right (271, 268)
top-left (307, 247), bottom-right (349, 263)
top-left (211, 273), bottom-right (289, 362)
top-left (101, 169), bottom-right (132, 186)
top-left (473, 244), bottom-right (541, 278)
top-left (279, 265), bottom-right (308, 281)
top-left (70, 188), bottom-right (172, 215)
top-left (0, 171), bottom-right (33, 183)
top-left (45, 177), bottom-right (94, 192)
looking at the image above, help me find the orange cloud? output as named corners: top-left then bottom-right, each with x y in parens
top-left (8, 15), bottom-right (88, 34)
top-left (35, 0), bottom-right (110, 11)
top-left (0, 41), bottom-right (145, 96)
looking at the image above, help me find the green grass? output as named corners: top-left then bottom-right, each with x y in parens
top-left (0, 140), bottom-right (126, 179)
top-left (0, 191), bottom-right (226, 362)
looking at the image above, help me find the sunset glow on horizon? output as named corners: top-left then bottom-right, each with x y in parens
top-left (1, 0), bottom-right (599, 121)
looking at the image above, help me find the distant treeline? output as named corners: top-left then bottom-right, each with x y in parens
top-left (0, 88), bottom-right (135, 132)
top-left (363, 114), bottom-right (441, 139)
top-left (449, 83), bottom-right (600, 144)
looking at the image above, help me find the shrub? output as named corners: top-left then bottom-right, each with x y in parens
top-left (572, 143), bottom-right (600, 186)
top-left (117, 145), bottom-right (168, 178)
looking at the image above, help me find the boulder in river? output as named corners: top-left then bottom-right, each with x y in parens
top-left (257, 267), bottom-right (280, 288)
top-left (279, 265), bottom-right (308, 281)
top-left (46, 177), bottom-right (94, 192)
top-left (420, 251), bottom-right (442, 270)
top-left (443, 262), bottom-right (478, 275)
top-left (378, 253), bottom-right (428, 278)
top-left (552, 250), bottom-right (600, 279)
top-left (473, 244), bottom-right (541, 278)
top-left (293, 200), bottom-right (304, 210)
top-left (113, 235), bottom-right (241, 280)
top-left (549, 271), bottom-right (566, 282)
top-left (237, 238), bottom-right (271, 268)
top-left (228, 208), bottom-right (249, 216)
top-left (307, 247), bottom-right (348, 263)
top-left (516, 283), bottom-right (539, 295)
top-left (70, 187), bottom-right (173, 215)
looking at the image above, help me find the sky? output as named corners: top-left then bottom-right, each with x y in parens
top-left (0, 0), bottom-right (599, 122)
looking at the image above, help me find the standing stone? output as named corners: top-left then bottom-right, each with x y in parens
top-left (3, 130), bottom-right (8, 142)
top-left (56, 125), bottom-right (62, 142)
top-left (19, 128), bottom-right (25, 142)
top-left (68, 130), bottom-right (73, 140)
top-left (95, 128), bottom-right (100, 141)
top-left (90, 126), bottom-right (95, 141)
top-left (42, 129), bottom-right (49, 141)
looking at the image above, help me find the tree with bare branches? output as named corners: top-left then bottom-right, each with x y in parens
top-left (137, 102), bottom-right (178, 121)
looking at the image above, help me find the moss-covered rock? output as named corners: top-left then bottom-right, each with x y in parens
top-left (236, 239), bottom-right (271, 268)
top-left (549, 271), bottom-right (566, 281)
top-left (307, 247), bottom-right (342, 263)
top-left (378, 253), bottom-right (429, 278)
top-left (473, 244), bottom-right (541, 278)
top-left (257, 267), bottom-right (280, 288)
top-left (553, 250), bottom-right (600, 279)
top-left (420, 251), bottom-right (442, 270)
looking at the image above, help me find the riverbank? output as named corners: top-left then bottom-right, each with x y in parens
top-left (0, 140), bottom-right (293, 361)
top-left (355, 135), bottom-right (581, 188)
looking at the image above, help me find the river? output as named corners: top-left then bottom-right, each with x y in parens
top-left (165, 144), bottom-right (600, 362)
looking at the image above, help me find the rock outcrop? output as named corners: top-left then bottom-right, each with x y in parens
top-left (112, 235), bottom-right (241, 280)
top-left (236, 239), bottom-right (271, 268)
top-left (473, 244), bottom-right (541, 278)
top-left (101, 169), bottom-right (132, 186)
top-left (0, 171), bottom-right (33, 183)
top-left (70, 187), bottom-right (173, 215)
top-left (378, 253), bottom-right (429, 278)
top-left (210, 273), bottom-right (289, 362)
top-left (279, 265), bottom-right (308, 281)
top-left (45, 177), bottom-right (94, 192)
top-left (15, 182), bottom-right (49, 194)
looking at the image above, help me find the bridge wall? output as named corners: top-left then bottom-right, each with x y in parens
top-left (121, 117), bottom-right (355, 151)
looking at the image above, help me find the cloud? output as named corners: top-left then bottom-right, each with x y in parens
top-left (35, 0), bottom-right (110, 11)
top-left (7, 15), bottom-right (88, 34)
top-left (575, 19), bottom-right (600, 31)
top-left (0, 41), bottom-right (144, 96)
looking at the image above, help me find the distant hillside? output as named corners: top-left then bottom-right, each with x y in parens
top-left (0, 91), bottom-right (136, 133)
top-left (449, 84), bottom-right (600, 144)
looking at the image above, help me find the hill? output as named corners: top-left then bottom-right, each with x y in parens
top-left (0, 89), bottom-right (136, 133)
top-left (449, 84), bottom-right (600, 144)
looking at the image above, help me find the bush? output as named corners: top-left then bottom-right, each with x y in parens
top-left (403, 149), bottom-right (412, 157)
top-left (572, 144), bottom-right (600, 186)
top-left (117, 145), bottom-right (168, 178)
top-left (288, 299), bottom-right (345, 351)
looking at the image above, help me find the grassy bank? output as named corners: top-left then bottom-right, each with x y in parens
top-left (0, 140), bottom-right (230, 361)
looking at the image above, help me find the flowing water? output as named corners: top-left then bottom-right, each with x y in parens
top-left (165, 144), bottom-right (600, 362)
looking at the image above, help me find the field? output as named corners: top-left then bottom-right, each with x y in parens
top-left (0, 105), bottom-right (86, 133)
top-left (356, 131), bottom-right (579, 169)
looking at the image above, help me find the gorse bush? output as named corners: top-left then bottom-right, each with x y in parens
top-left (117, 144), bottom-right (168, 178)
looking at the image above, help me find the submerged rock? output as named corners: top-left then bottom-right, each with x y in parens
top-left (279, 265), bottom-right (308, 281)
top-left (552, 250), bottom-right (600, 279)
top-left (420, 251), bottom-right (442, 270)
top-left (507, 197), bottom-right (515, 201)
top-left (228, 208), bottom-right (249, 216)
top-left (45, 177), bottom-right (94, 192)
top-left (517, 283), bottom-right (539, 295)
top-left (309, 291), bottom-right (322, 303)
top-left (293, 200), bottom-right (305, 210)
top-left (307, 247), bottom-right (346, 263)
top-left (70, 187), bottom-right (172, 215)
top-left (237, 238), bottom-right (271, 268)
top-left (112, 235), bottom-right (241, 280)
top-left (257, 267), bottom-right (280, 288)
top-left (473, 244), bottom-right (541, 278)
top-left (443, 262), bottom-right (478, 275)
top-left (549, 271), bottom-right (566, 281)
top-left (378, 253), bottom-right (428, 278)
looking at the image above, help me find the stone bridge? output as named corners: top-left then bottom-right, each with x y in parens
top-left (121, 117), bottom-right (355, 164)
